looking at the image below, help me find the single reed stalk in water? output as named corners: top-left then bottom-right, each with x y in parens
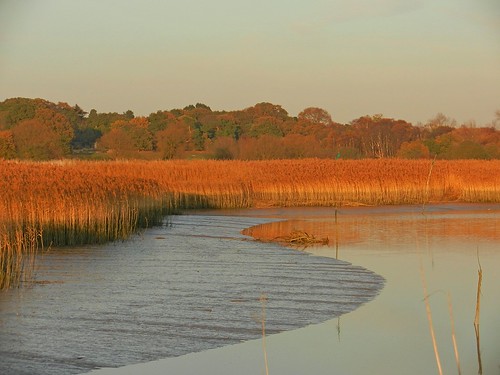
top-left (420, 264), bottom-right (443, 375)
top-left (474, 254), bottom-right (483, 375)
top-left (260, 293), bottom-right (269, 375)
top-left (422, 155), bottom-right (437, 213)
top-left (447, 292), bottom-right (461, 375)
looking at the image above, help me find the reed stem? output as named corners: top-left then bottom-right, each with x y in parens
top-left (474, 253), bottom-right (483, 375)
top-left (420, 264), bottom-right (443, 375)
top-left (447, 292), bottom-right (461, 375)
top-left (260, 293), bottom-right (269, 375)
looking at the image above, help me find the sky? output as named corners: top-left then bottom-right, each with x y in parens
top-left (1, 0), bottom-right (499, 125)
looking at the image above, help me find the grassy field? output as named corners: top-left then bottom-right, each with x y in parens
top-left (1, 158), bottom-right (499, 288)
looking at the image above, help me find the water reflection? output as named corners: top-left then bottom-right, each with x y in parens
top-left (244, 209), bottom-right (499, 256)
top-left (242, 204), bottom-right (500, 375)
top-left (75, 204), bottom-right (500, 375)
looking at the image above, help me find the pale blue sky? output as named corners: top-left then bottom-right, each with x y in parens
top-left (1, 0), bottom-right (499, 124)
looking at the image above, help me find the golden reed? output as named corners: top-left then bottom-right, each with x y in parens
top-left (1, 159), bottom-right (499, 288)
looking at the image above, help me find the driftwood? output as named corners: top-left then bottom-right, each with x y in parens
top-left (275, 230), bottom-right (329, 248)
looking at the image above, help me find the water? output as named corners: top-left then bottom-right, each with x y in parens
top-left (101, 203), bottom-right (499, 375)
top-left (0, 215), bottom-right (383, 375)
top-left (166, 203), bottom-right (498, 375)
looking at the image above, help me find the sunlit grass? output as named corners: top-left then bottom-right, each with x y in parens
top-left (1, 158), bottom-right (499, 288)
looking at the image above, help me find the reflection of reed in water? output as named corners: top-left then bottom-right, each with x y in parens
top-left (474, 255), bottom-right (483, 375)
top-left (420, 264), bottom-right (443, 375)
top-left (0, 226), bottom-right (40, 289)
top-left (419, 252), bottom-right (486, 375)
top-left (245, 208), bottom-right (494, 374)
top-left (260, 293), bottom-right (270, 375)
top-left (244, 212), bottom-right (499, 258)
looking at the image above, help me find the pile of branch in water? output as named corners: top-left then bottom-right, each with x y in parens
top-left (275, 230), bottom-right (329, 248)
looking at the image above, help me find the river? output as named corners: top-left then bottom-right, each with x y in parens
top-left (0, 204), bottom-right (498, 374)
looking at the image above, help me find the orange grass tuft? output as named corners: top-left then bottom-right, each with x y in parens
top-left (1, 158), bottom-right (499, 288)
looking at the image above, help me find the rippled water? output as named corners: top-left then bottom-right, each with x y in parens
top-left (105, 204), bottom-right (498, 375)
top-left (177, 203), bottom-right (498, 375)
top-left (0, 215), bottom-right (383, 375)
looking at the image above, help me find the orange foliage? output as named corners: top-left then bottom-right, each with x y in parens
top-left (1, 158), bottom-right (499, 288)
top-left (0, 130), bottom-right (15, 159)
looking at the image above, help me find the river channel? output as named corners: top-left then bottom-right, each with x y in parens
top-left (0, 204), bottom-right (498, 374)
top-left (90, 203), bottom-right (499, 375)
top-left (0, 212), bottom-right (383, 374)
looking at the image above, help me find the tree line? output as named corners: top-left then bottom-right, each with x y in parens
top-left (0, 97), bottom-right (498, 160)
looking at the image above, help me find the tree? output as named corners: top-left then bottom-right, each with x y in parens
top-left (207, 137), bottom-right (238, 160)
top-left (397, 140), bottom-right (430, 159)
top-left (494, 110), bottom-right (500, 129)
top-left (96, 117), bottom-right (153, 157)
top-left (147, 110), bottom-right (177, 133)
top-left (0, 97), bottom-right (37, 128)
top-left (124, 110), bottom-right (135, 119)
top-left (96, 127), bottom-right (136, 158)
top-left (191, 122), bottom-right (205, 150)
top-left (128, 117), bottom-right (154, 151)
top-left (55, 102), bottom-right (87, 128)
top-left (426, 113), bottom-right (456, 130)
top-left (248, 116), bottom-right (284, 138)
top-left (35, 107), bottom-right (74, 154)
top-left (444, 140), bottom-right (490, 159)
top-left (0, 130), bottom-right (16, 159)
top-left (84, 110), bottom-right (125, 133)
top-left (245, 102), bottom-right (289, 121)
top-left (155, 122), bottom-right (189, 159)
top-left (351, 115), bottom-right (414, 158)
top-left (12, 119), bottom-right (68, 159)
top-left (238, 135), bottom-right (285, 159)
top-left (298, 107), bottom-right (333, 126)
top-left (281, 134), bottom-right (318, 158)
top-left (71, 128), bottom-right (102, 149)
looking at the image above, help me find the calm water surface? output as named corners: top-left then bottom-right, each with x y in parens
top-left (1, 204), bottom-right (498, 374)
top-left (112, 204), bottom-right (499, 375)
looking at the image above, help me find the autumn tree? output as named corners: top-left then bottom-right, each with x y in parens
top-left (238, 135), bottom-right (285, 159)
top-left (425, 113), bottom-right (457, 130)
top-left (96, 117), bottom-right (153, 157)
top-left (1, 97), bottom-right (498, 160)
top-left (298, 107), bottom-right (333, 126)
top-left (206, 136), bottom-right (238, 160)
top-left (55, 102), bottom-right (87, 128)
top-left (96, 127), bottom-right (136, 158)
top-left (493, 110), bottom-right (500, 129)
top-left (12, 119), bottom-right (67, 159)
top-left (350, 115), bottom-right (416, 158)
top-left (281, 134), bottom-right (320, 158)
top-left (0, 130), bottom-right (16, 159)
top-left (34, 107), bottom-right (74, 154)
top-left (147, 110), bottom-right (177, 133)
top-left (248, 116), bottom-right (284, 138)
top-left (85, 110), bottom-right (127, 133)
top-left (155, 121), bottom-right (190, 159)
top-left (245, 102), bottom-right (289, 120)
top-left (0, 97), bottom-right (37, 128)
top-left (396, 140), bottom-right (430, 159)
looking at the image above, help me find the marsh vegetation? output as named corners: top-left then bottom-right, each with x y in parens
top-left (1, 158), bottom-right (499, 288)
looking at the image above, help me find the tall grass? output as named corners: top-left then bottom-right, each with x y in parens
top-left (1, 159), bottom-right (499, 288)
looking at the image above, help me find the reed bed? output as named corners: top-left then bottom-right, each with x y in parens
top-left (1, 158), bottom-right (499, 288)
